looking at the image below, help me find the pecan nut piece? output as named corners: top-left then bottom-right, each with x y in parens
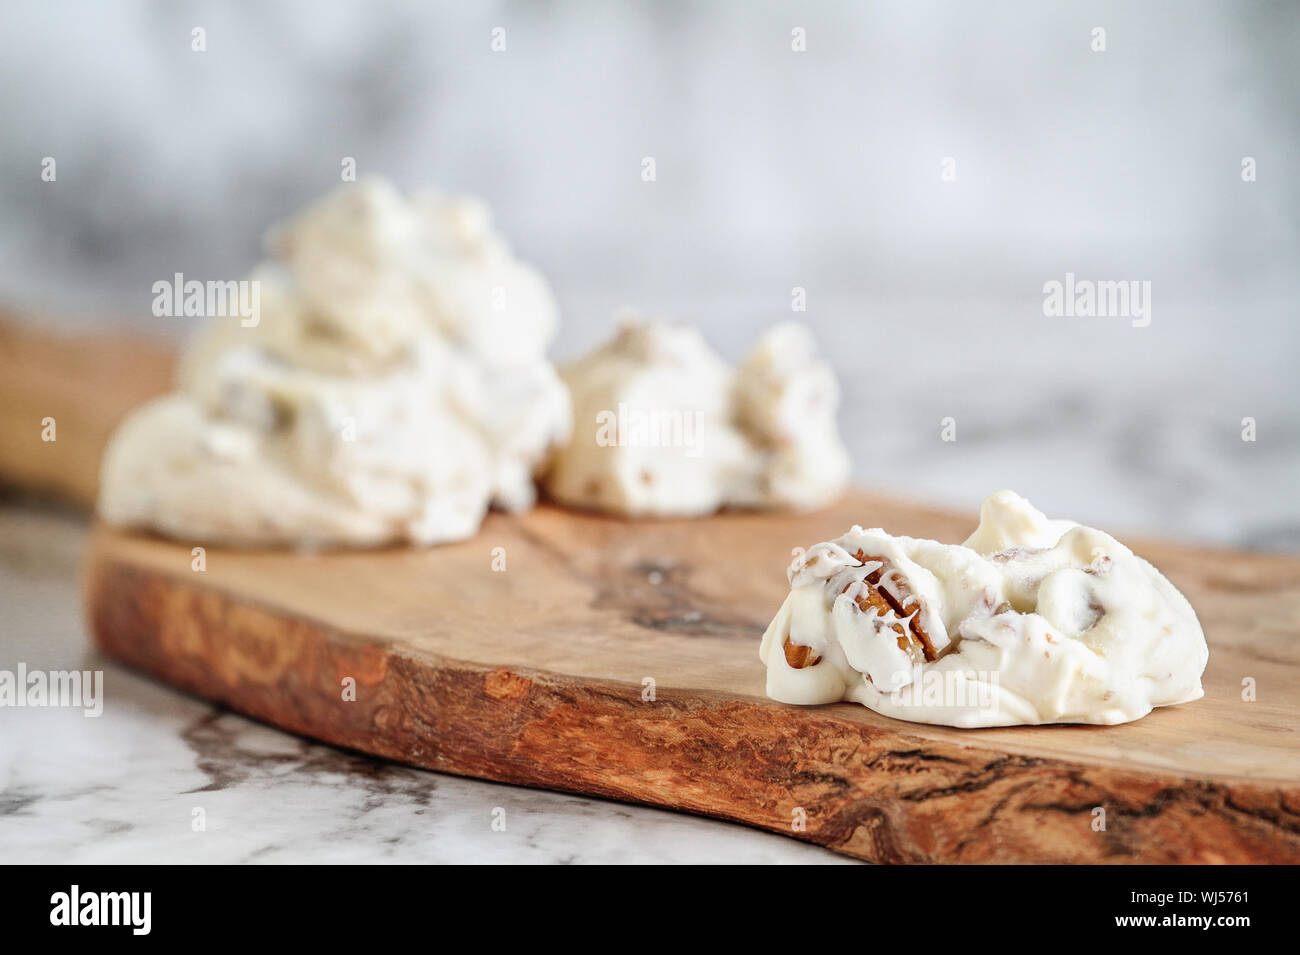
top-left (850, 550), bottom-right (940, 663)
top-left (782, 636), bottom-right (821, 669)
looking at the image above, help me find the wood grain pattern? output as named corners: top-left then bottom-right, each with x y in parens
top-left (0, 316), bottom-right (174, 507)
top-left (85, 495), bottom-right (1300, 864)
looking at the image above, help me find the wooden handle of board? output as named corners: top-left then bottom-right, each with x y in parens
top-left (0, 314), bottom-right (175, 509)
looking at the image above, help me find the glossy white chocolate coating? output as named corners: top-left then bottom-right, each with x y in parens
top-left (760, 491), bottom-right (1208, 727)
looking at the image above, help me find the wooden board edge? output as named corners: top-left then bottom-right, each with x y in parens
top-left (83, 547), bottom-right (1300, 864)
top-left (0, 316), bottom-right (175, 508)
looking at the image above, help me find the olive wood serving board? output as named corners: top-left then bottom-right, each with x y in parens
top-left (84, 495), bottom-right (1300, 864)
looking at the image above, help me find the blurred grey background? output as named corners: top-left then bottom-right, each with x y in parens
top-left (2, 0), bottom-right (1297, 549)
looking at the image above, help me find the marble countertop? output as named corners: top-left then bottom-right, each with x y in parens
top-left (0, 502), bottom-right (850, 864)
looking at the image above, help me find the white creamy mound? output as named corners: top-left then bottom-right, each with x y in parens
top-left (540, 318), bottom-right (851, 517)
top-left (759, 491), bottom-right (1208, 727)
top-left (99, 178), bottom-right (571, 547)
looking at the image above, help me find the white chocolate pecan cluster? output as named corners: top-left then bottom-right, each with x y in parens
top-left (760, 491), bottom-right (1208, 727)
top-left (540, 317), bottom-right (850, 517)
top-left (99, 178), bottom-right (570, 547)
